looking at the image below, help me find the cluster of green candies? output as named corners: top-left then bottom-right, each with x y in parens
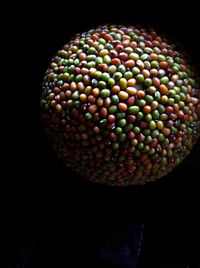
top-left (41, 24), bottom-right (200, 186)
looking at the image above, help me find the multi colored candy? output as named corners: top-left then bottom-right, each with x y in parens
top-left (41, 24), bottom-right (200, 185)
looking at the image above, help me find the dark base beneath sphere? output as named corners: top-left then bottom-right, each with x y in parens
top-left (97, 222), bottom-right (144, 267)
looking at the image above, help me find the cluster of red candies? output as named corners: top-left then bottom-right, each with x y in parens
top-left (41, 24), bottom-right (200, 186)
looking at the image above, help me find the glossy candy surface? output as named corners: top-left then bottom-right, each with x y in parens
top-left (41, 24), bottom-right (200, 186)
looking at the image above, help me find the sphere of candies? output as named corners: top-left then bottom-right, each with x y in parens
top-left (40, 24), bottom-right (200, 186)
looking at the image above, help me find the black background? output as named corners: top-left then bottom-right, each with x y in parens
top-left (3, 2), bottom-right (200, 267)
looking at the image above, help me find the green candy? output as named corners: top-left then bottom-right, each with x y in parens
top-left (75, 74), bottom-right (83, 82)
top-left (138, 142), bottom-right (144, 150)
top-left (136, 74), bottom-right (144, 83)
top-left (108, 65), bottom-right (117, 75)
top-left (108, 105), bottom-right (117, 113)
top-left (116, 112), bottom-right (126, 119)
top-left (119, 133), bottom-right (126, 142)
top-left (100, 89), bottom-right (110, 97)
top-left (103, 55), bottom-right (111, 64)
top-left (160, 76), bottom-right (169, 84)
top-left (151, 61), bottom-right (159, 68)
top-left (158, 104), bottom-right (165, 113)
top-left (152, 110), bottom-right (160, 119)
top-left (151, 129), bottom-right (159, 137)
top-left (133, 126), bottom-right (140, 134)
top-left (124, 124), bottom-right (133, 132)
top-left (113, 72), bottom-right (123, 80)
top-left (157, 55), bottom-right (166, 62)
top-left (98, 80), bottom-right (107, 89)
top-left (88, 47), bottom-right (97, 54)
top-left (98, 38), bottom-right (106, 45)
top-left (128, 106), bottom-right (140, 114)
top-left (87, 61), bottom-right (96, 68)
top-left (124, 71), bottom-right (133, 80)
top-left (99, 118), bottom-right (107, 127)
top-left (108, 78), bottom-right (116, 86)
top-left (111, 95), bottom-right (119, 104)
top-left (145, 95), bottom-right (154, 104)
top-left (106, 43), bottom-right (114, 50)
top-left (143, 129), bottom-right (151, 135)
top-left (118, 65), bottom-right (126, 74)
top-left (149, 121), bottom-right (156, 130)
top-left (102, 72), bottom-right (110, 81)
top-left (137, 99), bottom-right (146, 107)
top-left (115, 127), bottom-right (122, 134)
top-left (85, 112), bottom-right (92, 120)
top-left (158, 133), bottom-right (165, 142)
top-left (96, 57), bottom-right (103, 64)
top-left (144, 78), bottom-right (152, 87)
top-left (118, 119), bottom-right (127, 127)
top-left (87, 54), bottom-right (96, 62)
top-left (137, 112), bottom-right (144, 120)
top-left (145, 114), bottom-right (152, 122)
top-left (140, 53), bottom-right (150, 61)
top-left (95, 71), bottom-right (102, 79)
top-left (160, 114), bottom-right (168, 120)
top-left (147, 86), bottom-right (156, 95)
top-left (132, 67), bottom-right (140, 75)
top-left (112, 142), bottom-right (120, 150)
top-left (145, 135), bottom-right (152, 144)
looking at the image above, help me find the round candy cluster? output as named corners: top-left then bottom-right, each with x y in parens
top-left (41, 24), bottom-right (200, 186)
